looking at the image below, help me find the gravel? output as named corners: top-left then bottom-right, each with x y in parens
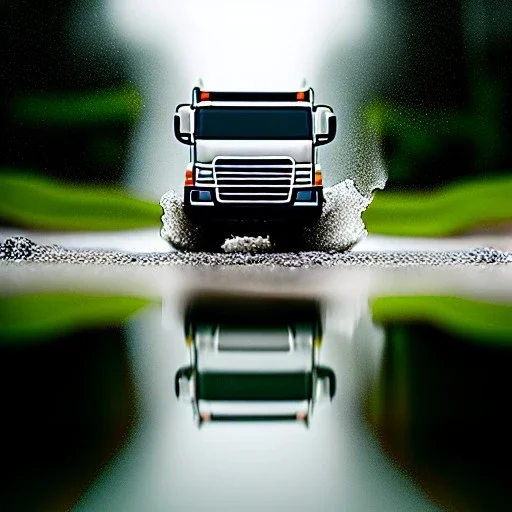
top-left (1, 236), bottom-right (511, 267)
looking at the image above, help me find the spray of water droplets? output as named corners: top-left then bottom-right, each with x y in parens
top-left (160, 180), bottom-right (371, 253)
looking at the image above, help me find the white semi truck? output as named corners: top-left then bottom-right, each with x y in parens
top-left (174, 87), bottom-right (336, 225)
top-left (175, 295), bottom-right (336, 426)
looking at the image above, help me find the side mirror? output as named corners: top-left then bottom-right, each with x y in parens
top-left (174, 366), bottom-right (195, 402)
top-left (174, 104), bottom-right (193, 145)
top-left (314, 366), bottom-right (336, 403)
top-left (314, 105), bottom-right (336, 146)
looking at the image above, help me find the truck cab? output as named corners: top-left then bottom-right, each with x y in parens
top-left (174, 88), bottom-right (336, 224)
top-left (175, 295), bottom-right (336, 426)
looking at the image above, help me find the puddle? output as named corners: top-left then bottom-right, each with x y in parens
top-left (1, 268), bottom-right (511, 511)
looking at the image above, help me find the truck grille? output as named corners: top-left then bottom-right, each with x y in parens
top-left (213, 157), bottom-right (295, 203)
top-left (195, 159), bottom-right (313, 203)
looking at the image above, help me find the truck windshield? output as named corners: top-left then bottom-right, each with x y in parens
top-left (195, 107), bottom-right (312, 140)
top-left (198, 372), bottom-right (312, 401)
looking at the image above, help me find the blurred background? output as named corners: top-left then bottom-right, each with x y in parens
top-left (3, 4), bottom-right (512, 510)
top-left (1, 0), bottom-right (511, 239)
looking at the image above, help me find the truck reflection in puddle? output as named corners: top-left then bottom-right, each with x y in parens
top-left (175, 295), bottom-right (336, 426)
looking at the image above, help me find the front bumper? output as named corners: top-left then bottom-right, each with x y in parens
top-left (183, 186), bottom-right (323, 224)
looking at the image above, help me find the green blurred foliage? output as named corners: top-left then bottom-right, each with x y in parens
top-left (365, 80), bottom-right (504, 187)
top-left (369, 295), bottom-right (512, 511)
top-left (364, 1), bottom-right (512, 193)
top-left (371, 295), bottom-right (512, 345)
top-left (1, 322), bottom-right (137, 511)
top-left (0, 293), bottom-right (153, 342)
top-left (10, 85), bottom-right (143, 126)
top-left (363, 175), bottom-right (512, 236)
top-left (0, 171), bottom-right (161, 231)
top-left (3, 169), bottom-right (511, 235)
top-left (1, 0), bottom-right (136, 186)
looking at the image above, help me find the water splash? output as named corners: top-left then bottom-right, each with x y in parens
top-left (160, 180), bottom-right (372, 253)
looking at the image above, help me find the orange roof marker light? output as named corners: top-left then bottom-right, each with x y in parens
top-left (200, 412), bottom-right (212, 422)
top-left (200, 91), bottom-right (210, 101)
top-left (296, 411), bottom-right (308, 422)
top-left (296, 91), bottom-right (305, 101)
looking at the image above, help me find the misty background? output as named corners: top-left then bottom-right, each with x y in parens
top-left (1, 0), bottom-right (511, 232)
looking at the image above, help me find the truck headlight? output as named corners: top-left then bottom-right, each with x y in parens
top-left (296, 190), bottom-right (312, 202)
